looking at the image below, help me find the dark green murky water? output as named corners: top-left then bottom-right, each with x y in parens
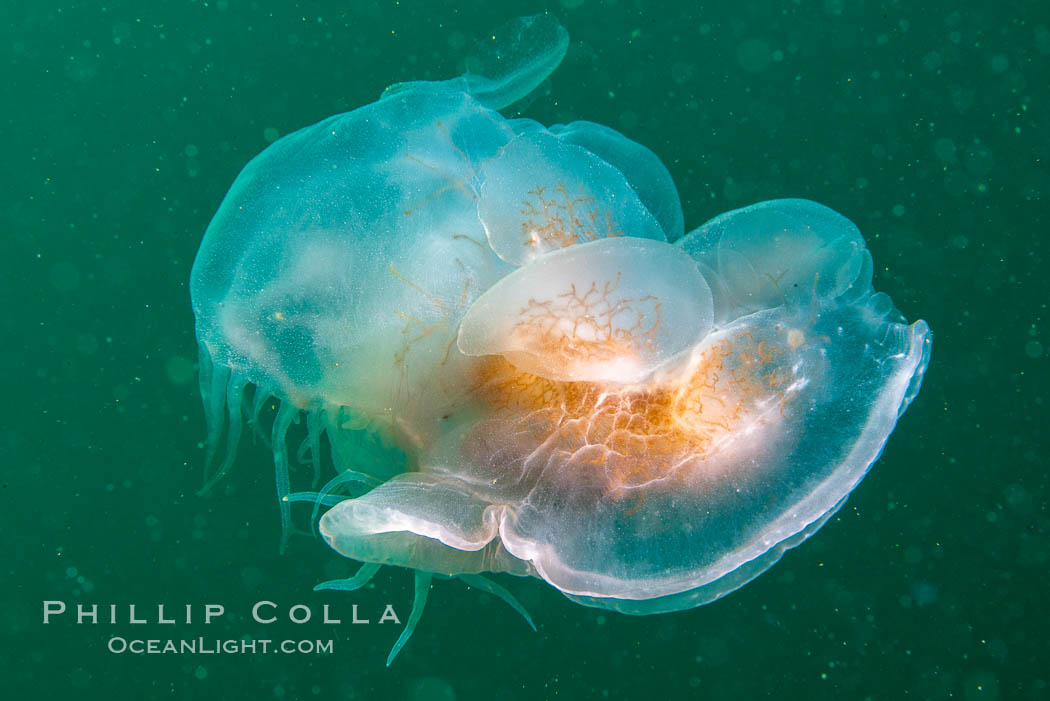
top-left (5, 1), bottom-right (1048, 699)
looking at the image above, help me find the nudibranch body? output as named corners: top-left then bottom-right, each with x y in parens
top-left (191, 14), bottom-right (931, 662)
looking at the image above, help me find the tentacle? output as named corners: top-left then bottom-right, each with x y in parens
top-left (271, 401), bottom-right (298, 553)
top-left (313, 562), bottom-right (382, 592)
top-left (386, 572), bottom-right (433, 666)
top-left (247, 385), bottom-right (273, 448)
top-left (199, 375), bottom-right (246, 495)
top-left (305, 408), bottom-right (324, 488)
top-left (284, 467), bottom-right (380, 539)
top-left (198, 342), bottom-right (229, 478)
top-left (283, 492), bottom-right (345, 507)
top-left (459, 573), bottom-right (536, 631)
top-left (295, 434), bottom-right (311, 466)
top-left (310, 469), bottom-right (381, 531)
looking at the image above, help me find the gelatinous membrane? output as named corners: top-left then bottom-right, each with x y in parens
top-left (458, 237), bottom-right (713, 383)
top-left (477, 130), bottom-right (668, 265)
top-left (192, 14), bottom-right (931, 664)
top-left (462, 13), bottom-right (570, 110)
top-left (383, 13), bottom-right (569, 112)
top-left (548, 121), bottom-right (685, 241)
top-left (678, 198), bottom-right (874, 322)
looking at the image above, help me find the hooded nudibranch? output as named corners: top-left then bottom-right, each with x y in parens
top-left (191, 14), bottom-right (931, 665)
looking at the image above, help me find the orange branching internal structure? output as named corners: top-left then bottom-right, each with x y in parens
top-left (509, 273), bottom-right (661, 369)
top-left (474, 329), bottom-right (794, 496)
top-left (520, 183), bottom-right (623, 250)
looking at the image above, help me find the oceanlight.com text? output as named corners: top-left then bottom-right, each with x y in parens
top-left (107, 637), bottom-right (335, 655)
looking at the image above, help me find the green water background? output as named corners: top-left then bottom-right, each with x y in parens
top-left (4, 0), bottom-right (1048, 698)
